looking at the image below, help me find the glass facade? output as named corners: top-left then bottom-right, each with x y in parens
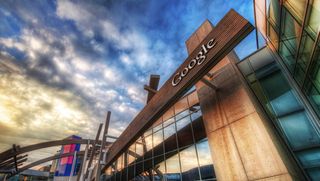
top-left (255, 0), bottom-right (320, 117)
top-left (105, 91), bottom-right (216, 181)
top-left (238, 47), bottom-right (320, 180)
top-left (254, 1), bottom-right (320, 179)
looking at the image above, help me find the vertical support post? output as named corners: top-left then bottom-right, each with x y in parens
top-left (78, 140), bottom-right (89, 181)
top-left (96, 111), bottom-right (111, 181)
top-left (12, 144), bottom-right (18, 173)
top-left (69, 151), bottom-right (77, 181)
top-left (85, 123), bottom-right (103, 180)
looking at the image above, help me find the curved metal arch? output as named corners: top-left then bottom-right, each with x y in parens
top-left (0, 139), bottom-right (105, 163)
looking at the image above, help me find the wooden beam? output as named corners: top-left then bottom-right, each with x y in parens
top-left (103, 9), bottom-right (254, 170)
top-left (144, 85), bottom-right (157, 94)
top-left (0, 139), bottom-right (104, 163)
top-left (146, 74), bottom-right (160, 103)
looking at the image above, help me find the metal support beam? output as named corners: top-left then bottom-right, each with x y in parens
top-left (12, 145), bottom-right (18, 173)
top-left (78, 140), bottom-right (89, 181)
top-left (85, 123), bottom-right (103, 179)
top-left (144, 85), bottom-right (157, 94)
top-left (105, 135), bottom-right (118, 140)
top-left (96, 111), bottom-right (111, 181)
top-left (0, 154), bottom-right (27, 169)
top-left (201, 77), bottom-right (218, 90)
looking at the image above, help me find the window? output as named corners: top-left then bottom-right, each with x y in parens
top-left (284, 0), bottom-right (307, 22)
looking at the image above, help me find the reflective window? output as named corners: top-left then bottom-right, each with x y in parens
top-left (284, 0), bottom-right (307, 22)
top-left (279, 9), bottom-right (301, 71)
top-left (196, 139), bottom-right (215, 179)
top-left (279, 111), bottom-right (320, 149)
top-left (306, 0), bottom-right (320, 37)
top-left (238, 47), bottom-right (320, 180)
top-left (165, 152), bottom-right (181, 180)
top-left (305, 42), bottom-right (320, 117)
top-left (106, 90), bottom-right (216, 181)
top-left (180, 145), bottom-right (201, 180)
top-left (297, 32), bottom-right (315, 70)
top-left (267, 0), bottom-right (281, 28)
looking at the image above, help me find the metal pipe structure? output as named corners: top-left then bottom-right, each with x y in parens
top-left (85, 124), bottom-right (103, 180)
top-left (96, 111), bottom-right (111, 181)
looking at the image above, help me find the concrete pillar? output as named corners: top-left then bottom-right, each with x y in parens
top-left (186, 19), bottom-right (303, 181)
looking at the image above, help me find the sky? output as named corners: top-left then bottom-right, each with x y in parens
top-left (0, 0), bottom-right (256, 164)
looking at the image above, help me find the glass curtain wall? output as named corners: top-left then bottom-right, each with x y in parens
top-left (238, 47), bottom-right (320, 180)
top-left (105, 91), bottom-right (216, 181)
top-left (255, 0), bottom-right (320, 133)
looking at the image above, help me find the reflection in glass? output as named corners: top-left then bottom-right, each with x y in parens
top-left (297, 32), bottom-right (315, 70)
top-left (175, 110), bottom-right (189, 121)
top-left (306, 0), bottom-right (320, 37)
top-left (163, 117), bottom-right (175, 128)
top-left (238, 48), bottom-right (320, 180)
top-left (165, 153), bottom-right (181, 180)
top-left (297, 148), bottom-right (320, 167)
top-left (279, 111), bottom-right (320, 149)
top-left (176, 115), bottom-right (191, 130)
top-left (267, 0), bottom-right (280, 28)
top-left (284, 0), bottom-right (307, 22)
top-left (180, 145), bottom-right (200, 180)
top-left (196, 139), bottom-right (215, 180)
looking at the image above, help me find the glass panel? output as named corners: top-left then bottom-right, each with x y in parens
top-left (177, 124), bottom-right (193, 148)
top-left (278, 111), bottom-right (320, 149)
top-left (267, 0), bottom-right (281, 28)
top-left (165, 152), bottom-right (181, 181)
top-left (153, 130), bottom-right (164, 157)
top-left (297, 148), bottom-right (320, 167)
top-left (144, 135), bottom-right (153, 151)
top-left (196, 139), bottom-right (215, 180)
top-left (307, 168), bottom-right (320, 180)
top-left (153, 129), bottom-right (163, 148)
top-left (306, 0), bottom-right (320, 37)
top-left (163, 117), bottom-right (175, 128)
top-left (190, 105), bottom-right (202, 121)
top-left (176, 115), bottom-right (191, 131)
top-left (269, 90), bottom-right (302, 116)
top-left (180, 145), bottom-right (200, 180)
top-left (174, 96), bottom-right (189, 115)
top-left (152, 117), bottom-right (163, 132)
top-left (294, 64), bottom-right (305, 86)
top-left (175, 109), bottom-right (189, 121)
top-left (268, 23), bottom-right (279, 49)
top-left (136, 141), bottom-right (144, 156)
top-left (153, 158), bottom-right (166, 181)
top-left (279, 42), bottom-right (296, 72)
top-left (187, 91), bottom-right (199, 107)
top-left (305, 41), bottom-right (320, 116)
top-left (164, 123), bottom-right (178, 153)
top-left (305, 80), bottom-right (320, 116)
top-left (297, 32), bottom-right (315, 71)
top-left (281, 9), bottom-right (301, 54)
top-left (284, 0), bottom-right (307, 22)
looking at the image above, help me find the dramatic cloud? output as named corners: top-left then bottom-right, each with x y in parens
top-left (0, 0), bottom-right (256, 166)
